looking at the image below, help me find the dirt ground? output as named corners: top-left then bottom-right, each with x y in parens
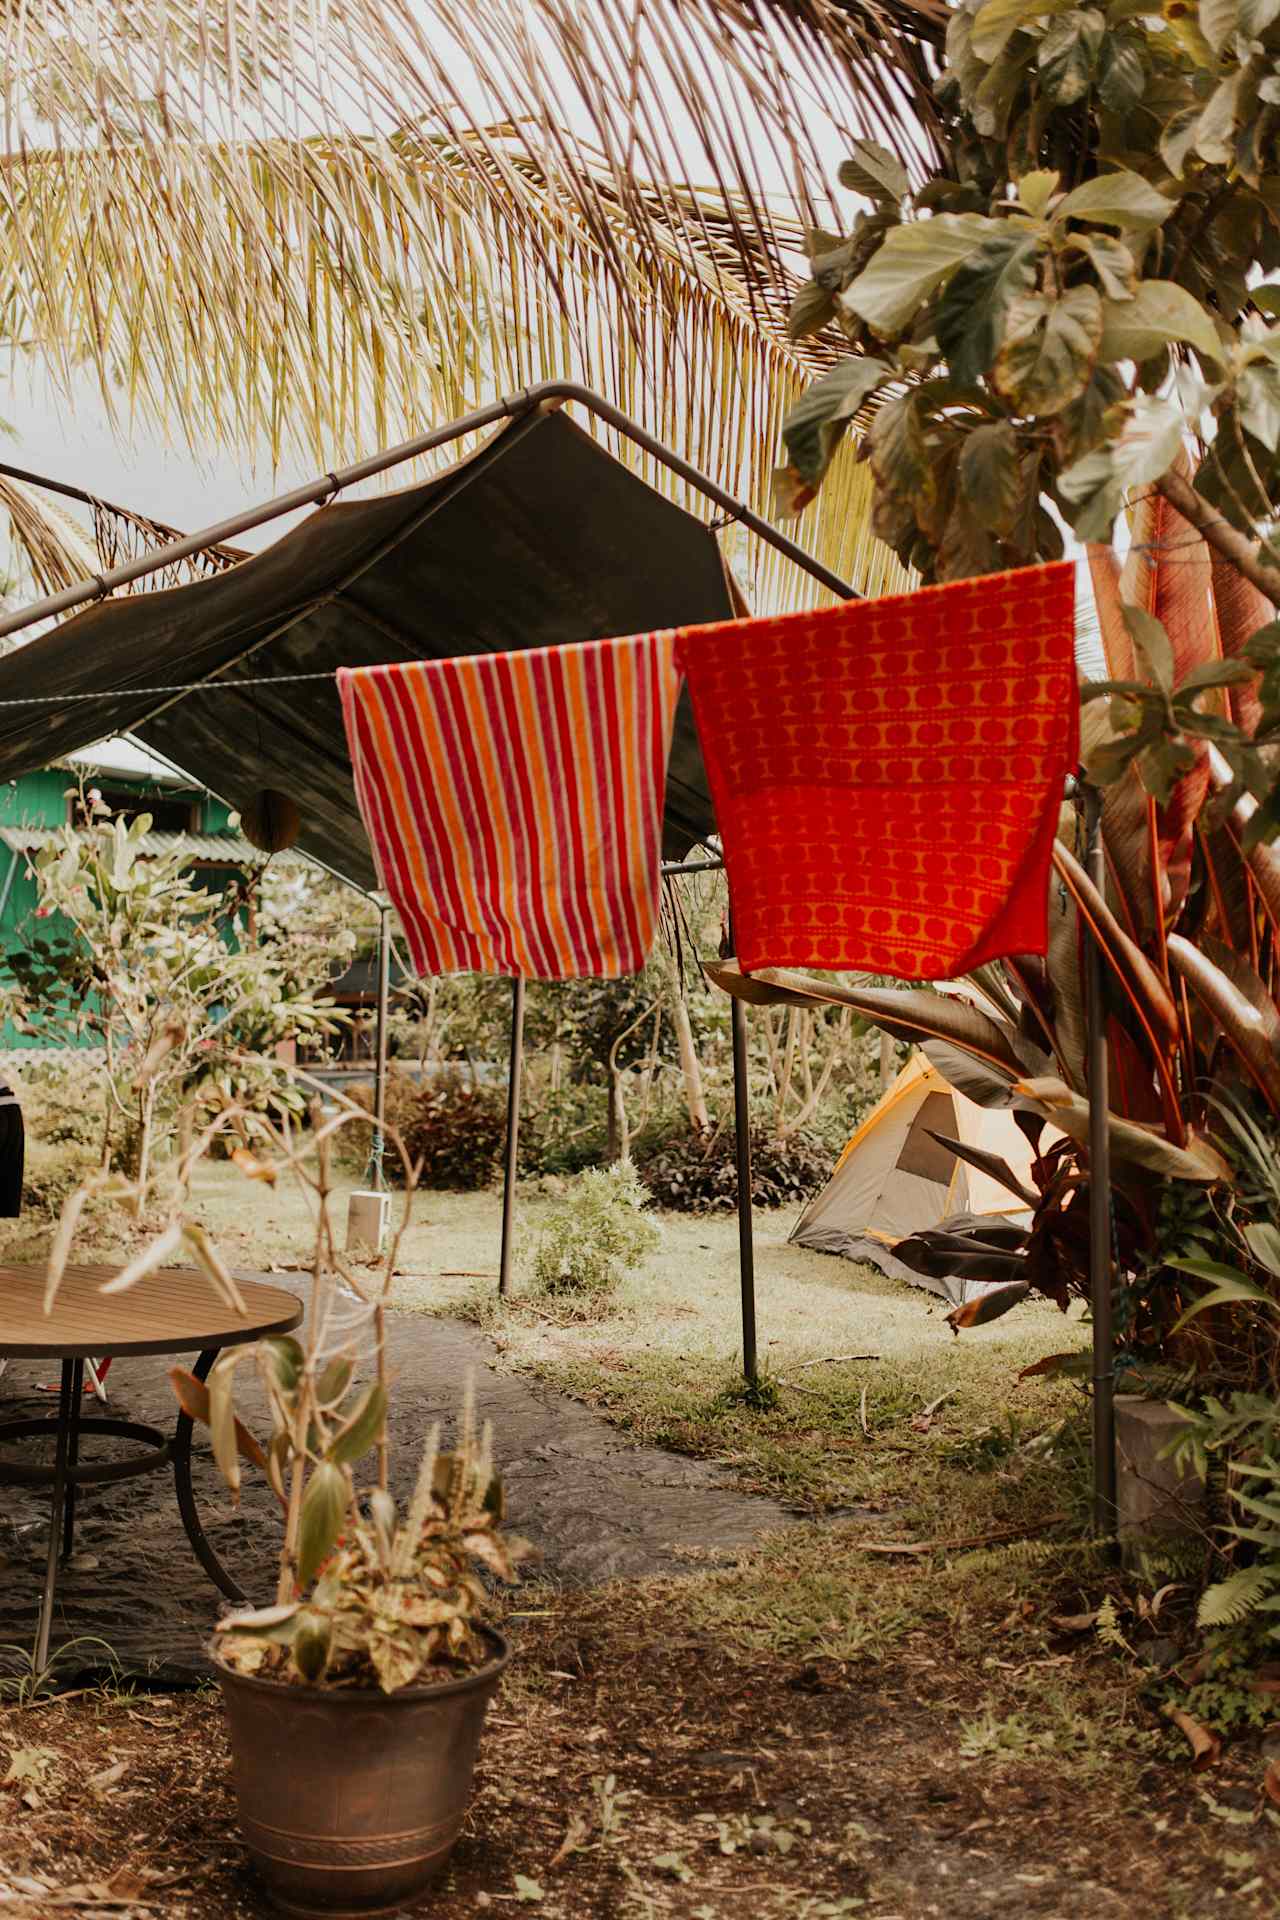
top-left (4, 1589), bottom-right (1280, 1920)
top-left (3, 1181), bottom-right (1280, 1916)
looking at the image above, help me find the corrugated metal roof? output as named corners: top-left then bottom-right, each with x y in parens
top-left (0, 824), bottom-right (270, 863)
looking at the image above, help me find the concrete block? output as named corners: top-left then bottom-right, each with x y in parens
top-left (1115, 1395), bottom-right (1206, 1560)
top-left (346, 1188), bottom-right (389, 1256)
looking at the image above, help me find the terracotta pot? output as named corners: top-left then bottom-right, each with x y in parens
top-left (215, 1627), bottom-right (509, 1917)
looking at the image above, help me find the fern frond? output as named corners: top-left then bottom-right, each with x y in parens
top-left (1198, 1565), bottom-right (1277, 1629)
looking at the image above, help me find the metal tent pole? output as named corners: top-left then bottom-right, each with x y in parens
top-left (1083, 783), bottom-right (1116, 1539)
top-left (372, 902), bottom-right (391, 1192)
top-left (498, 977), bottom-right (526, 1298)
top-left (727, 901), bottom-right (758, 1382)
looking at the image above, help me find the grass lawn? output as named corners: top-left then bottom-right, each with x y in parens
top-left (5, 1167), bottom-right (1280, 1914)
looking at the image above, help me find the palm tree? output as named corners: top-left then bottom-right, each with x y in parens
top-left (0, 1), bottom-right (941, 607)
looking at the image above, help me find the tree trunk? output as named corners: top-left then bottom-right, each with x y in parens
top-left (671, 994), bottom-right (709, 1133)
top-left (880, 1031), bottom-right (894, 1092)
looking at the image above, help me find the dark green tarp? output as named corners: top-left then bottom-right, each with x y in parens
top-left (0, 408), bottom-right (734, 888)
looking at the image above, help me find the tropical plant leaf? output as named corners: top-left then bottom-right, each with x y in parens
top-left (921, 1040), bottom-right (1019, 1106)
top-left (992, 285), bottom-right (1102, 416)
top-left (166, 1367), bottom-right (268, 1473)
top-left (838, 140), bottom-right (911, 206)
top-left (1168, 933), bottom-right (1280, 1111)
top-left (1167, 1259), bottom-right (1275, 1330)
top-left (935, 231), bottom-right (1042, 387)
top-left (783, 357), bottom-right (892, 487)
top-left (926, 1131), bottom-right (1040, 1207)
top-left (958, 421), bottom-right (1022, 534)
top-left (1053, 170), bottom-right (1177, 230)
top-left (297, 1461), bottom-right (349, 1592)
top-left (1098, 281), bottom-right (1222, 367)
top-left (1015, 1078), bottom-right (1231, 1181)
top-left (704, 962), bottom-right (1029, 1078)
top-left (839, 213), bottom-right (997, 336)
top-left (946, 1282), bottom-right (1032, 1329)
top-left (328, 1383), bottom-right (388, 1468)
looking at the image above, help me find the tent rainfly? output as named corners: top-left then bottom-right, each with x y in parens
top-left (790, 1052), bottom-right (1043, 1307)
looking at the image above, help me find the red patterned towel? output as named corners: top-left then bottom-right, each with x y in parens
top-left (676, 562), bottom-right (1078, 978)
top-left (338, 635), bottom-right (681, 978)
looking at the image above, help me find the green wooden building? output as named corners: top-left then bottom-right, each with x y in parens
top-left (0, 738), bottom-right (265, 1051)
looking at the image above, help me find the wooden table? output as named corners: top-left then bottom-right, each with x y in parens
top-left (0, 1263), bottom-right (302, 1672)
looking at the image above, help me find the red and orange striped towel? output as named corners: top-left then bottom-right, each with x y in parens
top-left (337, 635), bottom-right (682, 978)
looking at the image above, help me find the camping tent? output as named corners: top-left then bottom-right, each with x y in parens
top-left (790, 1052), bottom-right (1041, 1304)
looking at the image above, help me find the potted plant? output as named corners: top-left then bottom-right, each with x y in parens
top-left (46, 1066), bottom-right (526, 1919)
top-left (175, 1101), bottom-right (527, 1917)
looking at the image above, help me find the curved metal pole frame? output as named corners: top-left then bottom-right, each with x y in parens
top-left (0, 385), bottom-right (860, 1385)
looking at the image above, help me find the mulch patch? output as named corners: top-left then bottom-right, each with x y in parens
top-left (3, 1597), bottom-right (1280, 1919)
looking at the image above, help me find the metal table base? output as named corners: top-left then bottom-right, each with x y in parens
top-left (0, 1345), bottom-right (244, 1674)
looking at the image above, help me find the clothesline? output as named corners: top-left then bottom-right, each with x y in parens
top-left (0, 671), bottom-right (337, 707)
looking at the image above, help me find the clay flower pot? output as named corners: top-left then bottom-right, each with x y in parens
top-left (215, 1627), bottom-right (509, 1917)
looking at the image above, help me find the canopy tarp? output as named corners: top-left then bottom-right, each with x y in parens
top-left (0, 407), bottom-right (736, 888)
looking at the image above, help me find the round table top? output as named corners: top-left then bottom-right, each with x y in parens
top-left (0, 1263), bottom-right (302, 1359)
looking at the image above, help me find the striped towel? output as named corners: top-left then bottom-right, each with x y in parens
top-left (338, 635), bottom-right (682, 978)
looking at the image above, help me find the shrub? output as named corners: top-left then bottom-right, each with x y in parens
top-left (22, 1139), bottom-right (97, 1219)
top-left (635, 1124), bottom-right (830, 1213)
top-left (348, 1069), bottom-right (507, 1190)
top-left (528, 1161), bottom-right (660, 1301)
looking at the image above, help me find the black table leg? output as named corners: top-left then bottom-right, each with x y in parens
top-left (173, 1347), bottom-right (246, 1604)
top-left (34, 1360), bottom-right (74, 1676)
top-left (62, 1357), bottom-right (84, 1559)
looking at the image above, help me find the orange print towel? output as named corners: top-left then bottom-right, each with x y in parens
top-left (338, 635), bottom-right (682, 978)
top-left (675, 562), bottom-right (1078, 979)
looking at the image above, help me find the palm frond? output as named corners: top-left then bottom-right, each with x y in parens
top-left (0, 2), bottom-right (930, 609)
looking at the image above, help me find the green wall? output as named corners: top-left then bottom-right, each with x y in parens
top-left (0, 768), bottom-right (239, 1051)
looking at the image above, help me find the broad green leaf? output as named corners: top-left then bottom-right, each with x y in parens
top-left (782, 356), bottom-right (890, 485)
top-left (1168, 1260), bottom-right (1274, 1333)
top-left (264, 1335), bottom-right (304, 1393)
top-left (327, 1382), bottom-right (388, 1466)
top-left (1097, 34), bottom-right (1147, 110)
top-left (1122, 604), bottom-right (1175, 691)
top-left (867, 391), bottom-right (930, 501)
top-left (315, 1356), bottom-right (354, 1407)
top-left (787, 278), bottom-right (836, 341)
top-left (1058, 393), bottom-right (1186, 540)
top-left (1237, 361), bottom-right (1280, 453)
top-left (1245, 1222), bottom-right (1280, 1278)
top-left (839, 213), bottom-right (996, 336)
top-left (1160, 106), bottom-right (1203, 180)
top-left (1253, 285), bottom-right (1280, 318)
top-left (1038, 10), bottom-right (1104, 105)
top-left (1140, 738), bottom-right (1197, 804)
top-left (993, 284), bottom-right (1102, 415)
top-left (1098, 281), bottom-right (1222, 367)
top-left (934, 229), bottom-right (1042, 386)
top-left (1017, 169), bottom-right (1060, 217)
top-left (1067, 232), bottom-right (1136, 300)
top-left (958, 421), bottom-right (1021, 534)
top-left (1054, 170), bottom-right (1177, 231)
top-left (296, 1460), bottom-right (348, 1591)
top-left (838, 139), bottom-right (910, 207)
top-left (1195, 72), bottom-right (1242, 168)
top-left (971, 0), bottom-right (1078, 61)
top-left (1177, 658), bottom-right (1257, 695)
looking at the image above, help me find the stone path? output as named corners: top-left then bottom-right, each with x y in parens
top-left (0, 1279), bottom-right (789, 1682)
